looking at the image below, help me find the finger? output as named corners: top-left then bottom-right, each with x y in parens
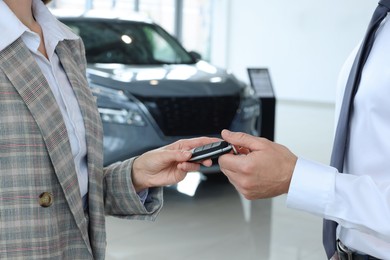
top-left (221, 129), bottom-right (265, 151)
top-left (200, 159), bottom-right (213, 167)
top-left (218, 153), bottom-right (246, 175)
top-left (178, 157), bottom-right (213, 171)
top-left (177, 161), bottom-right (201, 172)
top-left (156, 149), bottom-right (193, 164)
top-left (219, 166), bottom-right (241, 187)
top-left (234, 145), bottom-right (250, 155)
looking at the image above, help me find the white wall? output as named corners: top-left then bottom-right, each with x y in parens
top-left (210, 0), bottom-right (377, 103)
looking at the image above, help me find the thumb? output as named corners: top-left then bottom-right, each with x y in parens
top-left (221, 129), bottom-right (263, 151)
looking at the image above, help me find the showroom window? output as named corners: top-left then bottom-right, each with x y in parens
top-left (182, 0), bottom-right (212, 60)
top-left (48, 0), bottom-right (211, 61)
top-left (138, 0), bottom-right (175, 35)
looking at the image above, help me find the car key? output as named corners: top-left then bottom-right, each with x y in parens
top-left (188, 141), bottom-right (237, 162)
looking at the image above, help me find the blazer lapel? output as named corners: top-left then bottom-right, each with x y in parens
top-left (0, 38), bottom-right (92, 254)
top-left (55, 40), bottom-right (104, 197)
top-left (56, 40), bottom-right (106, 256)
top-left (55, 41), bottom-right (104, 175)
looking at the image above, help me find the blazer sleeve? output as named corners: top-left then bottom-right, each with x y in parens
top-left (103, 158), bottom-right (163, 221)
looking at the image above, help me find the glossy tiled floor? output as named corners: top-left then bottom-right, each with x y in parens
top-left (105, 100), bottom-right (335, 260)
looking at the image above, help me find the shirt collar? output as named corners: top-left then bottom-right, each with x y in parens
top-left (0, 0), bottom-right (79, 57)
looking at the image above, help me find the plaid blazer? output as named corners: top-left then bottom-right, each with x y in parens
top-left (0, 37), bottom-right (163, 259)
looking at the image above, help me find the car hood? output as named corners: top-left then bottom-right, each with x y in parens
top-left (86, 61), bottom-right (244, 97)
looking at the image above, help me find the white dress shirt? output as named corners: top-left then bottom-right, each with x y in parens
top-left (287, 14), bottom-right (390, 258)
top-left (0, 0), bottom-right (88, 201)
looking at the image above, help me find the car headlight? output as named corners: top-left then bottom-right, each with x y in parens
top-left (90, 84), bottom-right (146, 126)
top-left (98, 107), bottom-right (145, 126)
top-left (90, 83), bottom-right (129, 101)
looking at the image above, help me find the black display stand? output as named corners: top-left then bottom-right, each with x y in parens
top-left (247, 68), bottom-right (276, 141)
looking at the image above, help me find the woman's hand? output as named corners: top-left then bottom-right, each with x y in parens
top-left (131, 137), bottom-right (220, 192)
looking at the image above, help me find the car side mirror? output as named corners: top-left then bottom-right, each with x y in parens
top-left (189, 51), bottom-right (202, 61)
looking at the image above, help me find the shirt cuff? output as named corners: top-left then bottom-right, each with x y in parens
top-left (286, 157), bottom-right (337, 216)
top-left (137, 188), bottom-right (149, 204)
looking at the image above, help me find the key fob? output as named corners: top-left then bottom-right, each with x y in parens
top-left (188, 141), bottom-right (236, 162)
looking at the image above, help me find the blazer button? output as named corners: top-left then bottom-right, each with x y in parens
top-left (39, 192), bottom-right (53, 207)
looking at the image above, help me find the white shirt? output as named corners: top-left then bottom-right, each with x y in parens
top-left (287, 13), bottom-right (390, 258)
top-left (0, 0), bottom-right (89, 200)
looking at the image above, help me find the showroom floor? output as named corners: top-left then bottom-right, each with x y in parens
top-left (105, 100), bottom-right (335, 260)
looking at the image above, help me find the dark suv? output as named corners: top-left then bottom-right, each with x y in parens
top-left (57, 12), bottom-right (260, 171)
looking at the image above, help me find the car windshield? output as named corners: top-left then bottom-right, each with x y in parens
top-left (61, 19), bottom-right (195, 65)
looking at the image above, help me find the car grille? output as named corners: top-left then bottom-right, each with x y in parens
top-left (136, 95), bottom-right (240, 136)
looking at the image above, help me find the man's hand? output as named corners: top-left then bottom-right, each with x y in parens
top-left (131, 137), bottom-right (220, 192)
top-left (218, 130), bottom-right (297, 200)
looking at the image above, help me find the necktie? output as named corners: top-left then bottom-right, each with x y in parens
top-left (323, 0), bottom-right (390, 257)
